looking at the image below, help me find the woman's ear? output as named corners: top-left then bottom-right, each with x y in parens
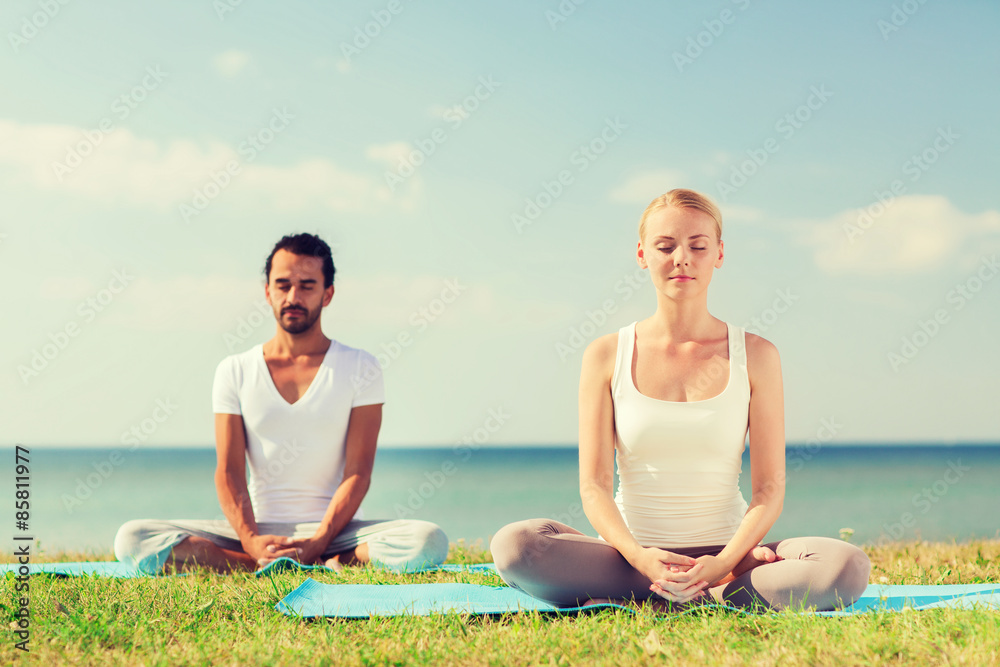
top-left (715, 240), bottom-right (724, 268)
top-left (636, 241), bottom-right (647, 268)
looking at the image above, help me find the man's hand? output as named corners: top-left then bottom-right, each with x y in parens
top-left (242, 534), bottom-right (299, 567)
top-left (284, 535), bottom-right (330, 566)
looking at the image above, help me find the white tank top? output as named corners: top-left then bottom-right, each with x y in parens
top-left (610, 321), bottom-right (750, 548)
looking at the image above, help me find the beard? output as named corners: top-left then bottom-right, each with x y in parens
top-left (278, 305), bottom-right (320, 334)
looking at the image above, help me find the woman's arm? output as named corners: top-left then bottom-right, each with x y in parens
top-left (578, 335), bottom-right (643, 560)
top-left (716, 334), bottom-right (786, 568)
top-left (578, 335), bottom-right (706, 601)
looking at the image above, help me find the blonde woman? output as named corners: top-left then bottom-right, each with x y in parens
top-left (491, 189), bottom-right (870, 611)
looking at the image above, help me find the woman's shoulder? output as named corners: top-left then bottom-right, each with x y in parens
top-left (580, 331), bottom-right (622, 379)
top-left (583, 331), bottom-right (620, 361)
top-left (742, 330), bottom-right (782, 385)
top-left (743, 330), bottom-right (779, 357)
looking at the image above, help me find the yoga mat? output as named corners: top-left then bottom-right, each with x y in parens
top-left (0, 562), bottom-right (142, 578)
top-left (816, 583), bottom-right (1000, 616)
top-left (0, 558), bottom-right (496, 578)
top-left (275, 579), bottom-right (633, 617)
top-left (275, 580), bottom-right (1000, 618)
top-left (255, 557), bottom-right (497, 577)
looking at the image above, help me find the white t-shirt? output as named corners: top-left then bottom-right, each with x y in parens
top-left (212, 340), bottom-right (384, 523)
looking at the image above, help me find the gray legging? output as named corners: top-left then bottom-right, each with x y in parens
top-left (490, 519), bottom-right (871, 611)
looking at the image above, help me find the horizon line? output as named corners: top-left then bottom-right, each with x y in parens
top-left (4, 441), bottom-right (1000, 450)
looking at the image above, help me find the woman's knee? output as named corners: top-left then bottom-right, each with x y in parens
top-left (490, 519), bottom-right (560, 577)
top-left (805, 538), bottom-right (872, 608)
top-left (836, 543), bottom-right (872, 602)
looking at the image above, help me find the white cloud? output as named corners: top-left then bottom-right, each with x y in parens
top-left (608, 169), bottom-right (686, 204)
top-left (0, 118), bottom-right (400, 215)
top-left (427, 103), bottom-right (470, 123)
top-left (325, 273), bottom-right (578, 338)
top-left (798, 195), bottom-right (1000, 275)
top-left (698, 150), bottom-right (733, 178)
top-left (38, 276), bottom-right (99, 301)
top-left (365, 141), bottom-right (411, 167)
top-left (363, 141), bottom-right (424, 210)
top-left (97, 272), bottom-right (572, 338)
top-left (719, 204), bottom-right (765, 223)
top-left (213, 50), bottom-right (251, 77)
top-left (104, 274), bottom-right (265, 332)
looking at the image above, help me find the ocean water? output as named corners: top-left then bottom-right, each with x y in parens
top-left (4, 445), bottom-right (999, 555)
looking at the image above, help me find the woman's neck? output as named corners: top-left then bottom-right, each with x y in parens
top-left (645, 296), bottom-right (718, 343)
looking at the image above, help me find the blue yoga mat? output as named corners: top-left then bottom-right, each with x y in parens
top-left (253, 557), bottom-right (497, 577)
top-left (275, 579), bottom-right (632, 617)
top-left (816, 583), bottom-right (1000, 617)
top-left (0, 561), bottom-right (143, 578)
top-left (275, 580), bottom-right (1000, 618)
top-left (0, 558), bottom-right (496, 578)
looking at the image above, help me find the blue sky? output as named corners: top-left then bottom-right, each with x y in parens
top-left (2, 0), bottom-right (998, 447)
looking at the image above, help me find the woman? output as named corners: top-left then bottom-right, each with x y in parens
top-left (491, 188), bottom-right (870, 611)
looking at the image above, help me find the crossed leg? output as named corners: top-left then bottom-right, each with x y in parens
top-left (163, 536), bottom-right (370, 573)
top-left (491, 519), bottom-right (871, 611)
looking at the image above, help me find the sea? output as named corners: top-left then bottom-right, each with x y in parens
top-left (5, 444), bottom-right (999, 555)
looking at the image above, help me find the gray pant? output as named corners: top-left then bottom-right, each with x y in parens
top-left (490, 519), bottom-right (871, 611)
top-left (114, 518), bottom-right (449, 574)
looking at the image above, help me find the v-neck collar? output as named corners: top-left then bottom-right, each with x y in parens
top-left (258, 341), bottom-right (335, 407)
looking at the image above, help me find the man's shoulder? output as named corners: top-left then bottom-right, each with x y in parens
top-left (326, 339), bottom-right (378, 367)
top-left (217, 344), bottom-right (262, 372)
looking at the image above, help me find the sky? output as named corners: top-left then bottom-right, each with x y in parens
top-left (2, 0), bottom-right (998, 448)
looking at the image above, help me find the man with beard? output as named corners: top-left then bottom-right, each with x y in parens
top-left (114, 233), bottom-right (449, 573)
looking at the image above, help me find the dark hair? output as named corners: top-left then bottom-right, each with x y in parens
top-left (263, 233), bottom-right (335, 287)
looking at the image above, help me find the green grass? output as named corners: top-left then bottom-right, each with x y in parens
top-left (3, 539), bottom-right (999, 666)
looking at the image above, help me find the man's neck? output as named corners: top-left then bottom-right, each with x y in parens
top-left (264, 330), bottom-right (332, 358)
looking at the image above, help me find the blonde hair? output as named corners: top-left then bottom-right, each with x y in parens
top-left (639, 188), bottom-right (722, 242)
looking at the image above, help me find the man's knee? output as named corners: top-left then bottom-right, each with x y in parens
top-left (113, 519), bottom-right (187, 574)
top-left (409, 520), bottom-right (449, 565)
top-left (367, 519), bottom-right (449, 572)
top-left (113, 519), bottom-right (148, 563)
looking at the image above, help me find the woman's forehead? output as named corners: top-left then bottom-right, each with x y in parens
top-left (644, 206), bottom-right (716, 235)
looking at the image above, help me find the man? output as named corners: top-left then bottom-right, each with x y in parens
top-left (115, 233), bottom-right (449, 573)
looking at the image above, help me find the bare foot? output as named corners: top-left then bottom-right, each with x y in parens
top-left (730, 545), bottom-right (782, 580)
top-left (581, 597), bottom-right (611, 607)
top-left (322, 555), bottom-right (345, 573)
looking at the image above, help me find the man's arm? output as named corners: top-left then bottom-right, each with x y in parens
top-left (290, 403), bottom-right (382, 563)
top-left (214, 413), bottom-right (298, 563)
